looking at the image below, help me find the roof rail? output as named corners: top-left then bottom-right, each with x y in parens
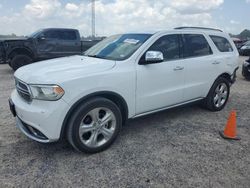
top-left (174, 27), bottom-right (223, 32)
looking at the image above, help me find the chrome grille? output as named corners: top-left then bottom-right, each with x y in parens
top-left (15, 79), bottom-right (32, 102)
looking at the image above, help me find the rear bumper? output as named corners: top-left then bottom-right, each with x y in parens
top-left (0, 56), bottom-right (6, 64)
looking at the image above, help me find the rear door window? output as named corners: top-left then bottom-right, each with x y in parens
top-left (210, 35), bottom-right (233, 52)
top-left (58, 30), bottom-right (77, 40)
top-left (182, 34), bottom-right (212, 58)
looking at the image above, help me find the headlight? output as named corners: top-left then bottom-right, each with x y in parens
top-left (29, 85), bottom-right (64, 101)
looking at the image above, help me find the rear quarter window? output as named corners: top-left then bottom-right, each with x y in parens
top-left (210, 35), bottom-right (233, 52)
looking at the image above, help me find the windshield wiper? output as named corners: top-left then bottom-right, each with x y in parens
top-left (86, 54), bottom-right (105, 59)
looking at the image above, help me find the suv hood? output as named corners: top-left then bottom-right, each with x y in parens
top-left (14, 55), bottom-right (116, 84)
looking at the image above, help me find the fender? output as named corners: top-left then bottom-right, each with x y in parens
top-left (59, 91), bottom-right (129, 140)
top-left (205, 72), bottom-right (233, 98)
top-left (7, 47), bottom-right (34, 59)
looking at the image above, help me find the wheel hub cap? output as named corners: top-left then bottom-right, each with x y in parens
top-left (79, 107), bottom-right (116, 148)
top-left (213, 83), bottom-right (228, 108)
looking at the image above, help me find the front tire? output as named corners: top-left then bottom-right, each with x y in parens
top-left (203, 77), bottom-right (230, 111)
top-left (11, 54), bottom-right (32, 71)
top-left (67, 97), bottom-right (122, 153)
top-left (242, 65), bottom-right (250, 80)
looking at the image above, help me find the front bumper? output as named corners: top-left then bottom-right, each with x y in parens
top-left (0, 54), bottom-right (6, 64)
top-left (239, 49), bottom-right (250, 56)
top-left (16, 117), bottom-right (51, 143)
top-left (0, 59), bottom-right (5, 64)
top-left (242, 61), bottom-right (250, 78)
top-left (10, 90), bottom-right (70, 143)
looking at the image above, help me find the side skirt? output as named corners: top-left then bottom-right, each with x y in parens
top-left (132, 98), bottom-right (204, 119)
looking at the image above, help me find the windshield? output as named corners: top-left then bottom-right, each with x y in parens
top-left (84, 33), bottom-right (152, 61)
top-left (28, 29), bottom-right (43, 38)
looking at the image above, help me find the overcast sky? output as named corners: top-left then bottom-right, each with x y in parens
top-left (0, 0), bottom-right (249, 36)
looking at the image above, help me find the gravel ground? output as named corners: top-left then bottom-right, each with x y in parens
top-left (0, 57), bottom-right (250, 188)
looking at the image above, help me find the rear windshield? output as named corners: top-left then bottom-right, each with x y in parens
top-left (210, 35), bottom-right (233, 52)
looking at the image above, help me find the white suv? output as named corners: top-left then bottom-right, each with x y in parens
top-left (9, 27), bottom-right (239, 153)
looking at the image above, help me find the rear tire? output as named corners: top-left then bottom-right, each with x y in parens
top-left (203, 77), bottom-right (230, 111)
top-left (11, 54), bottom-right (32, 71)
top-left (67, 97), bottom-right (122, 153)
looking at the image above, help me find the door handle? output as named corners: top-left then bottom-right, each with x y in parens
top-left (212, 61), bottom-right (221, 65)
top-left (173, 66), bottom-right (184, 71)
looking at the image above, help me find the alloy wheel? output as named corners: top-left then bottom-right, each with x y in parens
top-left (213, 83), bottom-right (228, 108)
top-left (78, 107), bottom-right (116, 148)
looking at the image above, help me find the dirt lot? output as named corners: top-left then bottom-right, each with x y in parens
top-left (0, 57), bottom-right (250, 188)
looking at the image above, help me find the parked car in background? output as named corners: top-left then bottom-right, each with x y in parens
top-left (239, 41), bottom-right (250, 56)
top-left (9, 27), bottom-right (239, 153)
top-left (0, 28), bottom-right (102, 70)
top-left (242, 57), bottom-right (250, 80)
top-left (232, 37), bottom-right (244, 50)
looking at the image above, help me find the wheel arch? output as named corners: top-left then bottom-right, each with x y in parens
top-left (60, 91), bottom-right (129, 140)
top-left (218, 72), bottom-right (232, 83)
top-left (206, 72), bottom-right (232, 98)
top-left (203, 73), bottom-right (231, 111)
top-left (8, 47), bottom-right (34, 60)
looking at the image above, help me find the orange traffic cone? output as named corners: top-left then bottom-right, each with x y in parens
top-left (219, 110), bottom-right (240, 140)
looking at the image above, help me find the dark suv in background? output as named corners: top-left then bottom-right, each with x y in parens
top-left (242, 57), bottom-right (250, 80)
top-left (239, 41), bottom-right (250, 56)
top-left (0, 28), bottom-right (102, 70)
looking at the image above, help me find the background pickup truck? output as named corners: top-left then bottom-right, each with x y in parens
top-left (0, 28), bottom-right (102, 70)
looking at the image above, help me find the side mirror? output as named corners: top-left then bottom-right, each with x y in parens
top-left (38, 35), bottom-right (46, 41)
top-left (144, 51), bottom-right (164, 64)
